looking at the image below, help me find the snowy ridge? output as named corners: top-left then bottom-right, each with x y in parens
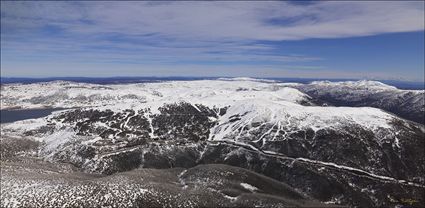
top-left (296, 80), bottom-right (425, 124)
top-left (1, 80), bottom-right (310, 112)
top-left (210, 99), bottom-right (395, 141)
top-left (310, 80), bottom-right (399, 91)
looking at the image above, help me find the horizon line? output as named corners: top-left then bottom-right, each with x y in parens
top-left (1, 76), bottom-right (424, 84)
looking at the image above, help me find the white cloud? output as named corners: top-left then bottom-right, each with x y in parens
top-left (2, 1), bottom-right (423, 41)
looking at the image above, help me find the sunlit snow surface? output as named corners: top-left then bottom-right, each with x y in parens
top-left (1, 79), bottom-right (309, 112)
top-left (1, 79), bottom-right (406, 148)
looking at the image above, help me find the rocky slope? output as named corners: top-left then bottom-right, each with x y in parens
top-left (1, 79), bottom-right (424, 207)
top-left (1, 149), bottom-right (328, 208)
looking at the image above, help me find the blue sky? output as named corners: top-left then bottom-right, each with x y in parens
top-left (1, 1), bottom-right (424, 81)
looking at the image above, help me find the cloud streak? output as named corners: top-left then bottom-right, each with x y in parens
top-left (3, 1), bottom-right (423, 40)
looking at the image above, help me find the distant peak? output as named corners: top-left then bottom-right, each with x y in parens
top-left (217, 77), bottom-right (276, 83)
top-left (310, 80), bottom-right (397, 90)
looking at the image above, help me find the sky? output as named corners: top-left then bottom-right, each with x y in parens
top-left (1, 1), bottom-right (424, 81)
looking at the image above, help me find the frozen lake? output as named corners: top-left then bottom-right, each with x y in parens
top-left (0, 108), bottom-right (65, 123)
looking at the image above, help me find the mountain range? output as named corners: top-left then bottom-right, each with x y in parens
top-left (1, 78), bottom-right (424, 207)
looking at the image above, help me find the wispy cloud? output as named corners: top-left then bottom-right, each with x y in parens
top-left (3, 1), bottom-right (422, 40)
top-left (1, 1), bottom-right (424, 80)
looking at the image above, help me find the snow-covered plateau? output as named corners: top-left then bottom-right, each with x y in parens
top-left (1, 78), bottom-right (424, 207)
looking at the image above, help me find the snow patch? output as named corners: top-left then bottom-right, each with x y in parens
top-left (42, 128), bottom-right (77, 154)
top-left (240, 183), bottom-right (259, 192)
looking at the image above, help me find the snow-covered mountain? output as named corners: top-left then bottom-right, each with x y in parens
top-left (293, 80), bottom-right (425, 124)
top-left (0, 79), bottom-right (313, 111)
top-left (1, 79), bottom-right (424, 207)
